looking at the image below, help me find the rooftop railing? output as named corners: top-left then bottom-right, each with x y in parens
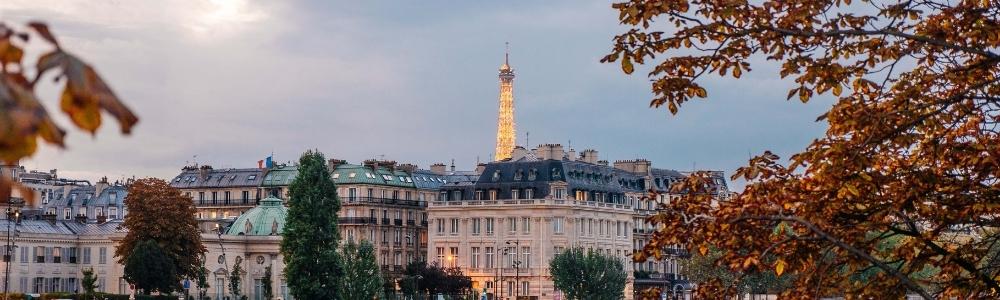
top-left (428, 199), bottom-right (632, 211)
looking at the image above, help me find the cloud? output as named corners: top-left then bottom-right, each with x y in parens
top-left (4, 1), bottom-right (829, 191)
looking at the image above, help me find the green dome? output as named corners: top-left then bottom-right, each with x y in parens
top-left (226, 197), bottom-right (287, 236)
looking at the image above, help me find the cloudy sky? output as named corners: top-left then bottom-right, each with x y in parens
top-left (2, 1), bottom-right (832, 189)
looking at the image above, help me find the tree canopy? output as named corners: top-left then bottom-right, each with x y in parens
top-left (549, 248), bottom-right (627, 300)
top-left (280, 150), bottom-right (343, 299)
top-left (604, 0), bottom-right (1000, 298)
top-left (402, 260), bottom-right (473, 296)
top-left (117, 178), bottom-right (204, 283)
top-left (339, 240), bottom-right (383, 299)
top-left (124, 240), bottom-right (178, 294)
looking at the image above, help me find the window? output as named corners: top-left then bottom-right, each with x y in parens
top-left (551, 168), bottom-right (562, 180)
top-left (224, 191), bottom-right (231, 204)
top-left (247, 174), bottom-right (256, 180)
top-left (63, 208), bottom-right (71, 220)
top-left (521, 281), bottom-right (530, 296)
top-left (553, 217), bottom-right (564, 234)
top-left (450, 218), bottom-right (459, 234)
top-left (485, 247), bottom-right (495, 268)
top-left (511, 189), bottom-right (519, 200)
top-left (475, 191), bottom-right (483, 200)
top-left (522, 246), bottom-right (531, 268)
top-left (436, 219), bottom-right (445, 234)
top-left (436, 247), bottom-right (444, 263)
top-left (242, 190), bottom-right (250, 201)
top-left (492, 170), bottom-right (501, 182)
top-left (471, 247), bottom-right (480, 268)
top-left (525, 189), bottom-right (534, 199)
top-left (449, 247), bottom-right (459, 267)
top-left (522, 217), bottom-right (531, 234)
top-left (34, 246), bottom-right (44, 263)
top-left (528, 169), bottom-right (538, 180)
top-left (198, 192), bottom-right (205, 204)
top-left (489, 190), bottom-right (497, 200)
top-left (554, 188), bottom-right (566, 199)
top-left (485, 218), bottom-right (495, 235)
top-left (20, 246), bottom-right (28, 263)
top-left (332, 173), bottom-right (340, 179)
top-left (53, 247), bottom-right (62, 263)
top-left (507, 217), bottom-right (517, 232)
top-left (98, 247), bottom-right (107, 264)
top-left (69, 247), bottom-right (78, 263)
top-left (82, 248), bottom-right (91, 264)
top-left (95, 207), bottom-right (103, 217)
top-left (513, 169), bottom-right (524, 181)
top-left (471, 218), bottom-right (481, 235)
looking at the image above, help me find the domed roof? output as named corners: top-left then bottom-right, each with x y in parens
top-left (226, 197), bottom-right (286, 236)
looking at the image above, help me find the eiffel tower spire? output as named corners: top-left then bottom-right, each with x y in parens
top-left (495, 43), bottom-right (516, 161)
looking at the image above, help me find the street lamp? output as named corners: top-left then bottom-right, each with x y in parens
top-left (215, 223), bottom-right (230, 299)
top-left (505, 240), bottom-right (521, 300)
top-left (4, 209), bottom-right (21, 300)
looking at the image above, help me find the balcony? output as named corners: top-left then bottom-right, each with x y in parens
top-left (339, 217), bottom-right (378, 225)
top-left (420, 220), bottom-right (428, 227)
top-left (406, 220), bottom-right (416, 226)
top-left (382, 218), bottom-right (391, 225)
top-left (394, 219), bottom-right (403, 226)
top-left (343, 197), bottom-right (427, 208)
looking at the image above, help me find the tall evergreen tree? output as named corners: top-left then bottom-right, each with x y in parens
top-left (549, 248), bottom-right (627, 300)
top-left (280, 150), bottom-right (343, 299)
top-left (81, 267), bottom-right (99, 296)
top-left (339, 240), bottom-right (383, 299)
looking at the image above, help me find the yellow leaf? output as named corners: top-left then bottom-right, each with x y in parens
top-left (699, 245), bottom-right (708, 256)
top-left (832, 84), bottom-right (842, 96)
top-left (733, 66), bottom-right (742, 78)
top-left (775, 259), bottom-right (786, 276)
top-left (622, 56), bottom-right (634, 74)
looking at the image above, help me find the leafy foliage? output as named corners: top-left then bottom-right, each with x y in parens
top-left (549, 248), bottom-right (627, 300)
top-left (229, 262), bottom-right (243, 299)
top-left (402, 260), bottom-right (473, 296)
top-left (339, 240), bottom-right (383, 299)
top-left (262, 265), bottom-right (273, 300)
top-left (124, 240), bottom-right (177, 294)
top-left (280, 150), bottom-right (343, 299)
top-left (605, 0), bottom-right (1000, 299)
top-left (196, 266), bottom-right (209, 299)
top-left (681, 248), bottom-right (792, 296)
top-left (81, 267), bottom-right (99, 296)
top-left (0, 21), bottom-right (137, 206)
top-left (117, 178), bottom-right (204, 282)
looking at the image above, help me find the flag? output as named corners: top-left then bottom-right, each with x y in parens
top-left (265, 156), bottom-right (273, 168)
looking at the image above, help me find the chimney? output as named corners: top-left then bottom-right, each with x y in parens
top-left (581, 149), bottom-right (599, 164)
top-left (199, 165), bottom-right (213, 179)
top-left (398, 163), bottom-right (418, 173)
top-left (567, 149), bottom-right (577, 161)
top-left (511, 146), bottom-right (528, 161)
top-left (450, 159), bottom-right (456, 172)
top-left (598, 160), bottom-right (609, 166)
top-left (95, 177), bottom-right (109, 196)
top-left (613, 159), bottom-right (652, 175)
top-left (552, 144), bottom-right (564, 160)
top-left (327, 159), bottom-right (346, 171)
top-left (430, 163), bottom-right (447, 175)
top-left (475, 163), bottom-right (487, 175)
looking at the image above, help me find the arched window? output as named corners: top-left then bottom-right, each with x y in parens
top-left (551, 168), bottom-right (562, 180)
top-left (492, 170), bottom-right (502, 182)
top-left (527, 168), bottom-right (538, 181)
top-left (513, 169), bottom-right (524, 181)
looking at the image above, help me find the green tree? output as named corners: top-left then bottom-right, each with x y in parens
top-left (280, 150), bottom-right (343, 299)
top-left (197, 265), bottom-right (210, 299)
top-left (81, 267), bottom-right (99, 296)
top-left (262, 265), bottom-right (274, 300)
top-left (549, 248), bottom-right (626, 300)
top-left (117, 178), bottom-right (205, 284)
top-left (229, 263), bottom-right (243, 299)
top-left (124, 240), bottom-right (178, 294)
top-left (339, 240), bottom-right (383, 299)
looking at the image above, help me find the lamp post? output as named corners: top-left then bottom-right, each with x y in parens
top-left (4, 209), bottom-right (21, 300)
top-left (215, 224), bottom-right (230, 299)
top-left (505, 240), bottom-right (521, 300)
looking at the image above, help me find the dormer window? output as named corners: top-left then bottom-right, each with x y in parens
top-left (492, 170), bottom-right (501, 182)
top-left (513, 170), bottom-right (524, 181)
top-left (552, 168), bottom-right (562, 180)
top-left (527, 169), bottom-right (537, 181)
top-left (247, 175), bottom-right (257, 181)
